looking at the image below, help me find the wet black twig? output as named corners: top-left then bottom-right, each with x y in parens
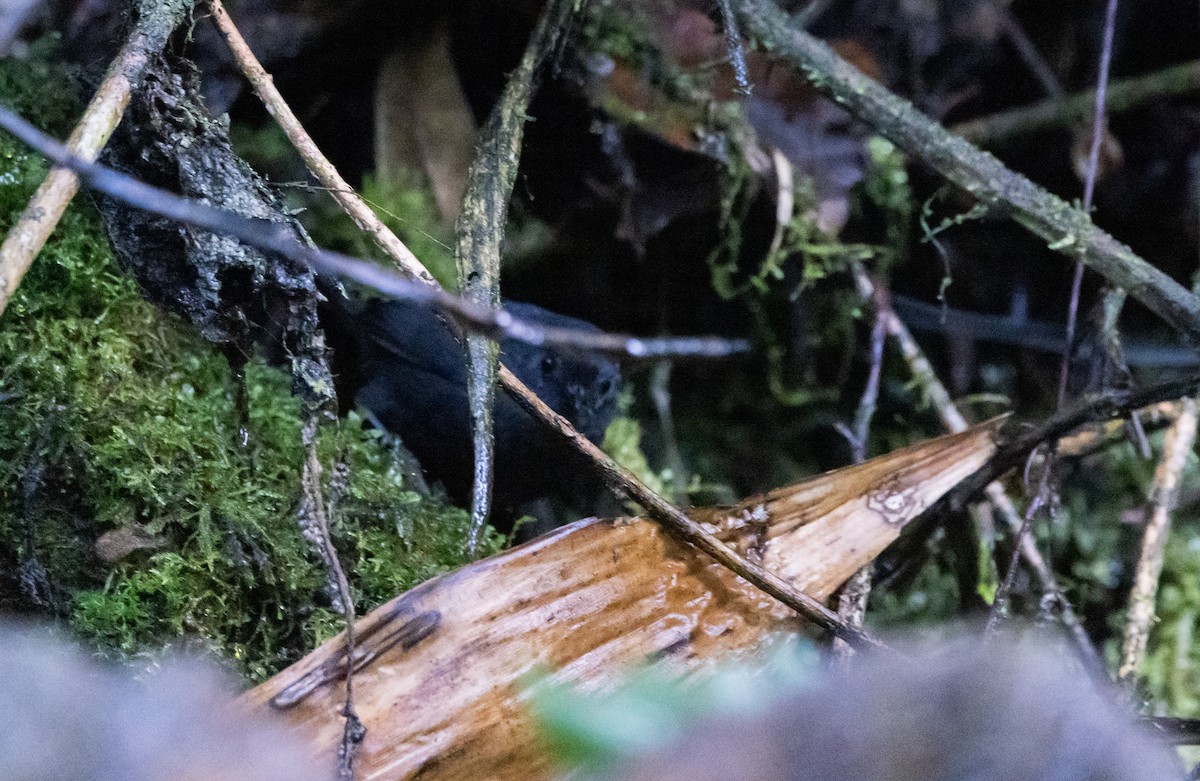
top-left (930, 374), bottom-right (1200, 522)
top-left (716, 0), bottom-right (752, 95)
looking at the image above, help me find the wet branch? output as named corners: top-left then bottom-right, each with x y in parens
top-left (736, 0), bottom-right (1200, 344)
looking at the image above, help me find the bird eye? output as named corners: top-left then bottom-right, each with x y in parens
top-left (540, 355), bottom-right (557, 375)
top-left (598, 378), bottom-right (613, 396)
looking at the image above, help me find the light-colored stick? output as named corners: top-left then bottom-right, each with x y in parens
top-left (1120, 397), bottom-right (1198, 682)
top-left (0, 2), bottom-right (187, 315)
top-left (209, 0), bottom-right (436, 287)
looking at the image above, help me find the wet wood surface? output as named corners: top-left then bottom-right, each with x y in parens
top-left (245, 422), bottom-right (1000, 780)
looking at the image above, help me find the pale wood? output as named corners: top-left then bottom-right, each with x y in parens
top-left (245, 423), bottom-right (999, 781)
top-left (1120, 397), bottom-right (1198, 682)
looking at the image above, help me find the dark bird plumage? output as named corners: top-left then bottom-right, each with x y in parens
top-left (321, 290), bottom-right (621, 514)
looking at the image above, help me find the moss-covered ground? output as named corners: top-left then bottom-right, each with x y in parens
top-left (0, 51), bottom-right (498, 682)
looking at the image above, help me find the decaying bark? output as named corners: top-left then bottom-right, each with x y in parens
top-left (245, 422), bottom-right (999, 781)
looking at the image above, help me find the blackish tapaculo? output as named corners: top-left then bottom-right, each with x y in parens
top-left (321, 291), bottom-right (621, 511)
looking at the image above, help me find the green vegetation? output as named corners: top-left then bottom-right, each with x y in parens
top-left (0, 52), bottom-right (498, 682)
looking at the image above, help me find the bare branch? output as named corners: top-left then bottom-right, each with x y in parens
top-left (1120, 398), bottom-right (1198, 683)
top-left (207, 0), bottom-right (436, 287)
top-left (736, 0), bottom-right (1200, 343)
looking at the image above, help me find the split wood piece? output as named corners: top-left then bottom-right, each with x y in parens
top-left (245, 422), bottom-right (999, 781)
top-left (0, 0), bottom-right (188, 316)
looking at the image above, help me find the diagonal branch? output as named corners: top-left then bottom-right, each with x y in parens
top-left (208, 0), bottom-right (435, 287)
top-left (736, 0), bottom-right (1200, 344)
top-left (952, 59), bottom-right (1200, 147)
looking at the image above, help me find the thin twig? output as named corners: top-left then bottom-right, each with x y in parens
top-left (1057, 0), bottom-right (1120, 411)
top-left (832, 285), bottom-right (887, 661)
top-left (952, 59), bottom-right (1200, 147)
top-left (650, 360), bottom-right (690, 501)
top-left (998, 5), bottom-right (1064, 99)
top-left (934, 373), bottom-right (1200, 520)
top-left (990, 0), bottom-right (1123, 637)
top-left (0, 0), bottom-right (189, 316)
top-left (207, 0), bottom-right (435, 287)
top-left (735, 0), bottom-right (1200, 344)
top-left (985, 461), bottom-right (1051, 636)
top-left (300, 422), bottom-right (364, 779)
top-left (1119, 398), bottom-right (1198, 683)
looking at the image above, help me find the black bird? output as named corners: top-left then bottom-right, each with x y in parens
top-left (320, 290), bottom-right (621, 516)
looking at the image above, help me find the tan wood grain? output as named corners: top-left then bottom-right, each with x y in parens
top-left (245, 422), bottom-right (1000, 780)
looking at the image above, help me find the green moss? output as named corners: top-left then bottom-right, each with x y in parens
top-left (306, 171), bottom-right (459, 290)
top-left (602, 415), bottom-right (669, 504)
top-left (0, 54), bottom-right (497, 682)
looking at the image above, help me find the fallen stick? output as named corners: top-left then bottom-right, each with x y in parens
top-left (245, 422), bottom-right (999, 781)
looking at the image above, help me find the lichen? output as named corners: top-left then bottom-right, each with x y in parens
top-left (0, 51), bottom-right (499, 682)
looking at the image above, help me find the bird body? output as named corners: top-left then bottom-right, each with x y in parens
top-left (321, 292), bottom-right (621, 512)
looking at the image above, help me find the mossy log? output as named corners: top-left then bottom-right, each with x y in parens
top-left (245, 421), bottom-right (999, 780)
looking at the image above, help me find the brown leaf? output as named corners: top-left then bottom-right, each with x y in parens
top-left (374, 20), bottom-right (476, 222)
